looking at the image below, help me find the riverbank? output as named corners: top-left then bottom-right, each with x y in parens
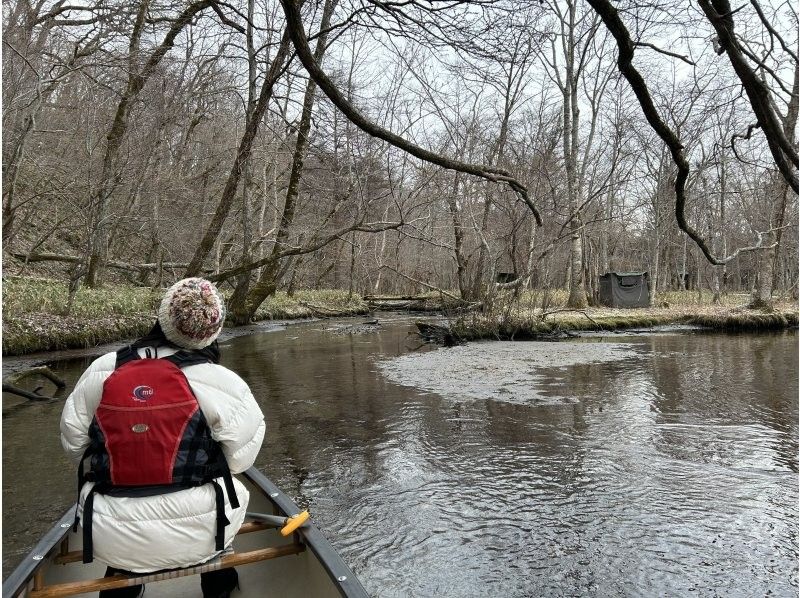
top-left (4, 278), bottom-right (797, 355)
top-left (2, 277), bottom-right (367, 356)
top-left (451, 302), bottom-right (799, 340)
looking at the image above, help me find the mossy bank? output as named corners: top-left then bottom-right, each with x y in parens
top-left (2, 278), bottom-right (368, 356)
top-left (452, 303), bottom-right (799, 341)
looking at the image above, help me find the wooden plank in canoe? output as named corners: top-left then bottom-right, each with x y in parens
top-left (29, 543), bottom-right (305, 598)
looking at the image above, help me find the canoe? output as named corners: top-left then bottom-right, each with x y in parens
top-left (2, 468), bottom-right (370, 598)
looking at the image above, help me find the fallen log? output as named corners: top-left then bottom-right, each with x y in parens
top-left (364, 295), bottom-right (428, 301)
top-left (2, 383), bottom-right (53, 401)
top-left (2, 366), bottom-right (66, 402)
top-left (298, 300), bottom-right (344, 316)
top-left (10, 252), bottom-right (191, 273)
top-left (4, 366), bottom-right (66, 388)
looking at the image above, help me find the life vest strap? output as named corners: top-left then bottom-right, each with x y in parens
top-left (74, 448), bottom-right (87, 532)
top-left (164, 350), bottom-right (214, 369)
top-left (220, 460), bottom-right (240, 510)
top-left (81, 483), bottom-right (106, 563)
top-left (115, 346), bottom-right (213, 370)
top-left (74, 444), bottom-right (98, 532)
top-left (210, 480), bottom-right (230, 552)
top-left (114, 346), bottom-right (141, 369)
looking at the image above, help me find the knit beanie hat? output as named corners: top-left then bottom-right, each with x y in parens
top-left (158, 278), bottom-right (225, 350)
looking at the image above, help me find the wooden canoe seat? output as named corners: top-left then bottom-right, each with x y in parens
top-left (28, 523), bottom-right (304, 598)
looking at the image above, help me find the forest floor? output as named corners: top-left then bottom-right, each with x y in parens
top-left (2, 277), bottom-right (368, 355)
top-left (3, 278), bottom-right (797, 355)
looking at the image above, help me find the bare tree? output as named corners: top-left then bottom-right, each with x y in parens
top-left (84, 0), bottom-right (219, 286)
top-left (229, 0), bottom-right (339, 323)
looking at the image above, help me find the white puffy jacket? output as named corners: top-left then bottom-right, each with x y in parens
top-left (60, 345), bottom-right (265, 573)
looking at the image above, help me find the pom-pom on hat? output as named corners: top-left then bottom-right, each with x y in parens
top-left (158, 278), bottom-right (225, 350)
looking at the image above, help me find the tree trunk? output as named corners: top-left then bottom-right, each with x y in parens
top-left (447, 173), bottom-right (469, 298)
top-left (750, 177), bottom-right (789, 309)
top-left (712, 146), bottom-right (727, 304)
top-left (348, 231), bottom-right (357, 299)
top-left (232, 0), bottom-right (337, 323)
top-left (372, 200), bottom-right (392, 293)
top-left (470, 192), bottom-right (493, 300)
top-left (229, 0), bottom-right (260, 316)
top-left (185, 27), bottom-right (293, 278)
top-left (563, 0), bottom-right (588, 308)
top-left (749, 64), bottom-right (798, 309)
top-left (86, 0), bottom-right (210, 287)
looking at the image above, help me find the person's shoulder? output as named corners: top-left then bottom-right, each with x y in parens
top-left (198, 362), bottom-right (245, 382)
top-left (184, 362), bottom-right (250, 393)
top-left (70, 350), bottom-right (117, 390)
top-left (87, 351), bottom-right (118, 374)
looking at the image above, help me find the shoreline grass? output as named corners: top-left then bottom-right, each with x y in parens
top-left (451, 304), bottom-right (799, 341)
top-left (254, 289), bottom-right (368, 320)
top-left (2, 278), bottom-right (367, 356)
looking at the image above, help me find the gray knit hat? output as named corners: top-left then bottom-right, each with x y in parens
top-left (158, 278), bottom-right (225, 350)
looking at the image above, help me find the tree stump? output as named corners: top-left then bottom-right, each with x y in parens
top-left (415, 322), bottom-right (461, 347)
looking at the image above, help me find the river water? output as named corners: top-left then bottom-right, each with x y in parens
top-left (3, 316), bottom-right (798, 596)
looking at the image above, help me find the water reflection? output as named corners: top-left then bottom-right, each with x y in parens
top-left (2, 320), bottom-right (797, 597)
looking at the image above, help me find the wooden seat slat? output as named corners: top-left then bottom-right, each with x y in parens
top-left (29, 543), bottom-right (305, 598)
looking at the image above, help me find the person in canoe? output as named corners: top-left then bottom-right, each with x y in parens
top-left (60, 277), bottom-right (266, 598)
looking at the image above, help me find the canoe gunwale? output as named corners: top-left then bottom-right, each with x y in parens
top-left (2, 467), bottom-right (370, 598)
top-left (2, 509), bottom-right (75, 597)
top-left (243, 468), bottom-right (370, 598)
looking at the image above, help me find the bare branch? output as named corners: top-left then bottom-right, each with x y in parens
top-left (278, 0), bottom-right (542, 225)
top-left (749, 0), bottom-right (799, 64)
top-left (379, 265), bottom-right (466, 303)
top-left (587, 0), bottom-right (787, 266)
top-left (208, 219), bottom-right (406, 283)
top-left (633, 41), bottom-right (695, 65)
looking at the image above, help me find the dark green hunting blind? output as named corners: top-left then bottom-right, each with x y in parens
top-left (598, 272), bottom-right (651, 308)
top-left (496, 272), bottom-right (518, 284)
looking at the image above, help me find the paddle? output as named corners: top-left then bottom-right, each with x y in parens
top-left (246, 511), bottom-right (310, 536)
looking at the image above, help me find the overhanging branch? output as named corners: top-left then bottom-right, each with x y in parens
top-left (697, 0), bottom-right (798, 193)
top-left (587, 0), bottom-right (783, 266)
top-left (278, 0), bottom-right (542, 226)
top-left (208, 218), bottom-right (405, 283)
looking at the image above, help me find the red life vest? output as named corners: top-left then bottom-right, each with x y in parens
top-left (94, 357), bottom-right (203, 485)
top-left (76, 346), bottom-right (238, 563)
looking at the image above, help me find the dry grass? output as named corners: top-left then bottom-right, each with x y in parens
top-left (2, 276), bottom-right (161, 318)
top-left (452, 300), bottom-right (799, 341)
top-left (254, 290), bottom-right (368, 319)
top-left (447, 288), bottom-right (797, 339)
top-left (2, 277), bottom-right (158, 354)
top-left (507, 288), bottom-right (754, 309)
top-left (2, 279), bottom-right (368, 356)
